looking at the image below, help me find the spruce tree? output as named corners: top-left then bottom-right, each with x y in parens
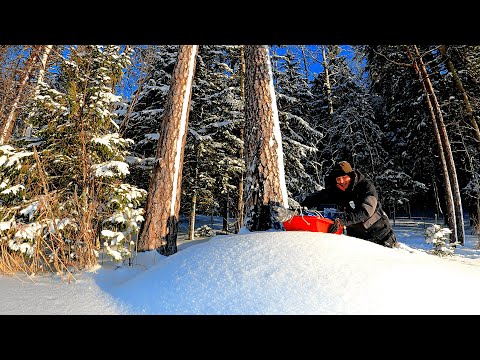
top-left (312, 46), bottom-right (390, 184)
top-left (183, 45), bottom-right (244, 232)
top-left (271, 47), bottom-right (320, 199)
top-left (356, 45), bottom-right (433, 216)
top-left (122, 45), bottom-right (179, 191)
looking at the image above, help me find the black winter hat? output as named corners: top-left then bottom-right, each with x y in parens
top-left (327, 161), bottom-right (354, 184)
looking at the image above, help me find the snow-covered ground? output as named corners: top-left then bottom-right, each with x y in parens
top-left (0, 215), bottom-right (479, 315)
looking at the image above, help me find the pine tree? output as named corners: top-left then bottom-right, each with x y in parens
top-left (406, 45), bottom-right (464, 245)
top-left (270, 47), bottom-right (321, 199)
top-left (356, 45), bottom-right (434, 216)
top-left (0, 46), bottom-right (43, 144)
top-left (243, 45), bottom-right (288, 231)
top-left (121, 45), bottom-right (179, 191)
top-left (1, 45), bottom-right (146, 274)
top-left (312, 46), bottom-right (390, 186)
top-left (433, 46), bottom-right (480, 232)
top-left (183, 45), bottom-right (244, 234)
top-left (138, 45), bottom-right (198, 255)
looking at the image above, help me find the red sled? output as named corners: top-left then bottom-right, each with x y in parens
top-left (282, 215), bottom-right (344, 235)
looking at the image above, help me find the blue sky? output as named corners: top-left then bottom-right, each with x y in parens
top-left (271, 45), bottom-right (357, 82)
top-left (118, 45), bottom-right (359, 101)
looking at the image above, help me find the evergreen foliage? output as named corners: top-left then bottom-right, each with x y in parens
top-left (271, 47), bottom-right (321, 198)
top-left (356, 45), bottom-right (434, 215)
top-left (425, 223), bottom-right (455, 256)
top-left (0, 45), bottom-right (146, 274)
top-left (183, 45), bottom-right (244, 221)
top-left (121, 45), bottom-right (179, 191)
top-left (311, 46), bottom-right (391, 199)
top-left (429, 46), bottom-right (480, 217)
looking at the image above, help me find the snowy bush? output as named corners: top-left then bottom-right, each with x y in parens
top-left (100, 183), bottom-right (147, 264)
top-left (425, 224), bottom-right (455, 256)
top-left (194, 225), bottom-right (215, 238)
top-left (0, 145), bottom-right (36, 256)
top-left (0, 145), bottom-right (33, 206)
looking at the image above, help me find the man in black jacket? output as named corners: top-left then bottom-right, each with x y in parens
top-left (301, 161), bottom-right (398, 248)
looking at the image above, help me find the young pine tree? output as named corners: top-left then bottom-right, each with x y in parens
top-left (1, 45), bottom-right (147, 275)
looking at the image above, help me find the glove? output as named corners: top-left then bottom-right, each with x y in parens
top-left (300, 206), bottom-right (313, 216)
top-left (328, 218), bottom-right (343, 233)
top-left (287, 197), bottom-right (301, 209)
top-left (272, 206), bottom-right (296, 222)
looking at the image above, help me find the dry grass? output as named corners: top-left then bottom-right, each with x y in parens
top-left (0, 149), bottom-right (100, 277)
top-left (0, 201), bottom-right (99, 277)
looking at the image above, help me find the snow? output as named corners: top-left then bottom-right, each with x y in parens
top-left (91, 133), bottom-right (133, 152)
top-left (0, 184), bottom-right (24, 195)
top-left (92, 160), bottom-right (130, 177)
top-left (19, 201), bottom-right (38, 220)
top-left (171, 45), bottom-right (198, 216)
top-left (266, 45), bottom-right (288, 208)
top-left (1, 216), bottom-right (480, 315)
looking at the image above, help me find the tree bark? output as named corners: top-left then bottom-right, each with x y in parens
top-left (300, 45), bottom-right (310, 81)
top-left (188, 143), bottom-right (199, 241)
top-left (235, 46), bottom-right (246, 233)
top-left (407, 46), bottom-right (456, 241)
top-left (189, 190), bottom-right (197, 241)
top-left (24, 45), bottom-right (53, 137)
top-left (138, 45), bottom-right (198, 255)
top-left (409, 45), bottom-right (465, 245)
top-left (36, 45), bottom-right (53, 89)
top-left (0, 45), bottom-right (42, 144)
top-left (243, 45), bottom-right (288, 231)
top-left (223, 191), bottom-right (229, 232)
top-left (322, 46), bottom-right (334, 115)
top-left (439, 45), bottom-right (480, 152)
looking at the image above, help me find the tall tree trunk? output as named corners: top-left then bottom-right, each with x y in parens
top-left (243, 45), bottom-right (288, 231)
top-left (36, 45), bottom-right (53, 89)
top-left (189, 190), bottom-right (197, 241)
top-left (407, 46), bottom-right (456, 241)
top-left (138, 45), bottom-right (198, 255)
top-left (439, 45), bottom-right (480, 152)
top-left (410, 45), bottom-right (465, 245)
top-left (188, 143), bottom-right (200, 241)
top-left (236, 46), bottom-right (246, 233)
top-left (439, 45), bottom-right (480, 233)
top-left (299, 45), bottom-right (310, 81)
top-left (322, 46), bottom-right (334, 115)
top-left (0, 45), bottom-right (42, 144)
top-left (223, 190), bottom-right (229, 232)
top-left (24, 45), bottom-right (53, 137)
top-left (431, 177), bottom-right (445, 224)
top-left (415, 46), bottom-right (465, 246)
top-left (473, 200), bottom-right (480, 237)
top-left (452, 118), bottom-right (480, 231)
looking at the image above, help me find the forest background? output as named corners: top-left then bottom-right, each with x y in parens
top-left (1, 44), bottom-right (479, 275)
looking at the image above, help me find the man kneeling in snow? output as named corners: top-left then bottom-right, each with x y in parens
top-left (300, 161), bottom-right (398, 248)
